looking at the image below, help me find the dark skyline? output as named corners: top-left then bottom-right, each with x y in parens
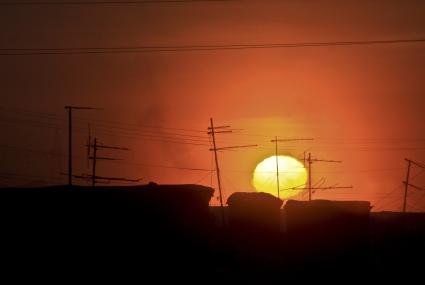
top-left (1, 0), bottom-right (425, 211)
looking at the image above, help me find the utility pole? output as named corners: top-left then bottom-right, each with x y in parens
top-left (209, 118), bottom-right (224, 208)
top-left (92, 138), bottom-right (97, 187)
top-left (64, 106), bottom-right (101, 186)
top-left (403, 159), bottom-right (411, 213)
top-left (270, 137), bottom-right (313, 199)
top-left (403, 158), bottom-right (425, 213)
top-left (208, 118), bottom-right (257, 207)
top-left (67, 107), bottom-right (72, 186)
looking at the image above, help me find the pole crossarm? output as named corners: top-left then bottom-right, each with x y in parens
top-left (98, 145), bottom-right (130, 151)
top-left (73, 175), bottom-right (141, 183)
top-left (207, 130), bottom-right (233, 134)
top-left (403, 181), bottom-right (424, 191)
top-left (91, 175), bottom-right (142, 182)
top-left (405, 158), bottom-right (425, 169)
top-left (65, 106), bottom-right (103, 110)
top-left (89, 156), bottom-right (122, 161)
top-left (281, 186), bottom-right (353, 191)
top-left (309, 159), bottom-right (342, 163)
top-left (271, 138), bottom-right (314, 143)
top-left (208, 125), bottom-right (230, 130)
top-left (86, 143), bottom-right (129, 151)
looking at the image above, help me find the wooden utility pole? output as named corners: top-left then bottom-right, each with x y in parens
top-left (92, 138), bottom-right (97, 187)
top-left (209, 118), bottom-right (224, 208)
top-left (67, 107), bottom-right (72, 186)
top-left (402, 158), bottom-right (425, 213)
top-left (403, 159), bottom-right (411, 213)
top-left (64, 106), bottom-right (101, 186)
top-left (208, 118), bottom-right (257, 207)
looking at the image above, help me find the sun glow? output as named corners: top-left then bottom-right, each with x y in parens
top-left (252, 155), bottom-right (308, 199)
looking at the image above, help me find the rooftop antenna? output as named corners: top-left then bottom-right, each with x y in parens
top-left (84, 137), bottom-right (140, 187)
top-left (302, 153), bottom-right (353, 201)
top-left (64, 105), bottom-right (102, 186)
top-left (270, 137), bottom-right (313, 199)
top-left (278, 153), bottom-right (353, 200)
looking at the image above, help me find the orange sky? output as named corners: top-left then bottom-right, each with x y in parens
top-left (1, 0), bottom-right (425, 211)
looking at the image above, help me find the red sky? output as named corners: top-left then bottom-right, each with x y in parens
top-left (1, 0), bottom-right (425, 211)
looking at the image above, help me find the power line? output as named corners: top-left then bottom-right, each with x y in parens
top-left (0, 0), bottom-right (235, 5)
top-left (82, 129), bottom-right (210, 146)
top-left (0, 118), bottom-right (211, 146)
top-left (222, 168), bottom-right (405, 175)
top-left (373, 168), bottom-right (425, 211)
top-left (2, 115), bottom-right (425, 151)
top-left (107, 159), bottom-right (212, 172)
top-left (0, 172), bottom-right (64, 184)
top-left (3, 112), bottom-right (425, 150)
top-left (0, 106), bottom-right (206, 133)
top-left (1, 38), bottom-right (425, 55)
top-left (3, 107), bottom-right (425, 144)
top-left (73, 115), bottom-right (206, 133)
top-left (0, 112), bottom-right (212, 146)
top-left (0, 144), bottom-right (213, 172)
top-left (83, 124), bottom-right (209, 141)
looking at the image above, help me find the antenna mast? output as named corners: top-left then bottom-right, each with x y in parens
top-left (270, 137), bottom-right (313, 199)
top-left (84, 138), bottom-right (141, 186)
top-left (64, 105), bottom-right (101, 186)
top-left (304, 153), bottom-right (352, 201)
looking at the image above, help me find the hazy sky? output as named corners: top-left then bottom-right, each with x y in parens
top-left (1, 0), bottom-right (425, 211)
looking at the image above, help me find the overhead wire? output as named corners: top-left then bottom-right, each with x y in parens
top-left (2, 38), bottom-right (425, 55)
top-left (0, 0), bottom-right (236, 5)
top-left (0, 106), bottom-right (206, 134)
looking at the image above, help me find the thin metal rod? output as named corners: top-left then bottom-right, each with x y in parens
top-left (403, 159), bottom-right (411, 213)
top-left (92, 138), bottom-right (97, 187)
top-left (275, 136), bottom-right (280, 199)
top-left (308, 152), bottom-right (312, 201)
top-left (68, 108), bottom-right (72, 186)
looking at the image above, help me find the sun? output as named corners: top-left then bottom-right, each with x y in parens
top-left (252, 155), bottom-right (307, 199)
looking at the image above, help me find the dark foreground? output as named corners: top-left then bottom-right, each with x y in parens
top-left (0, 184), bottom-right (424, 282)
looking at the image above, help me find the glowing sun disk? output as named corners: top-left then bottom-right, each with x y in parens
top-left (252, 155), bottom-right (307, 199)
